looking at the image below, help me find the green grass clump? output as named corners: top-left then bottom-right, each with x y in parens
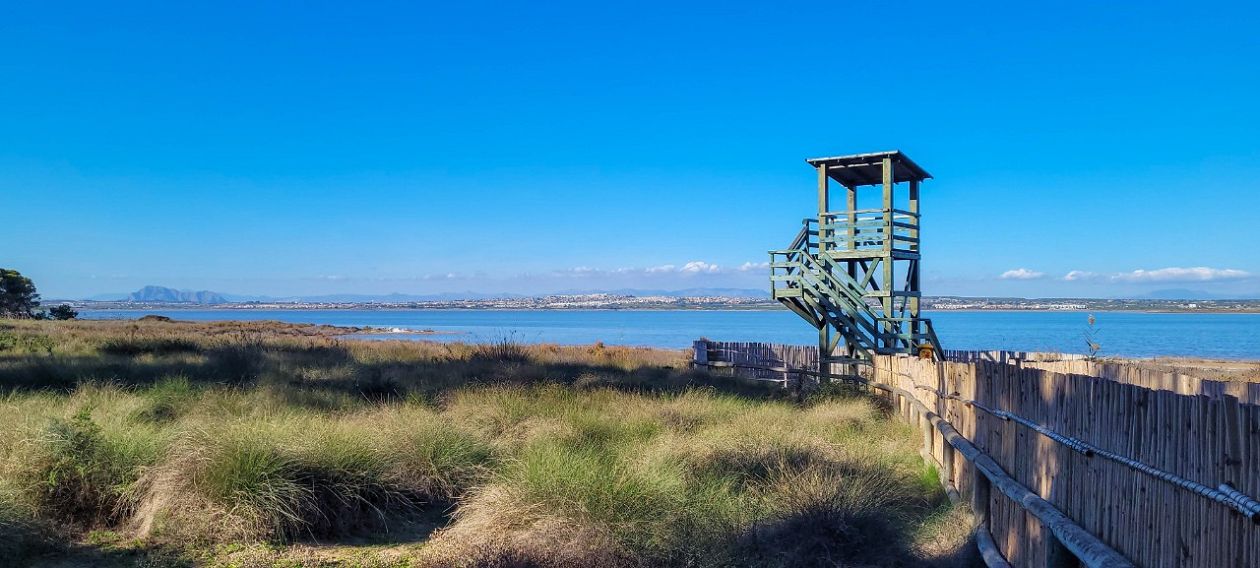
top-left (127, 405), bottom-right (496, 545)
top-left (130, 376), bottom-right (197, 424)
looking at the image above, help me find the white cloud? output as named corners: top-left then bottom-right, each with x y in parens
top-left (555, 260), bottom-right (729, 277)
top-left (1060, 266), bottom-right (1251, 284)
top-left (1000, 268), bottom-right (1046, 280)
top-left (679, 261), bottom-right (721, 274)
top-left (738, 261), bottom-right (770, 272)
top-left (1062, 270), bottom-right (1099, 281)
top-left (1111, 267), bottom-right (1250, 283)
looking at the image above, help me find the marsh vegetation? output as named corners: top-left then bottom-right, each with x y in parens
top-left (0, 319), bottom-right (976, 567)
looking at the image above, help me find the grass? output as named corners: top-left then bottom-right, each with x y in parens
top-left (0, 319), bottom-right (977, 567)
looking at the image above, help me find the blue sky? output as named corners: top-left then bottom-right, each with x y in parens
top-left (3, 1), bottom-right (1258, 299)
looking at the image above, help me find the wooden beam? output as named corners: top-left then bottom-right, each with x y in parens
top-left (818, 325), bottom-right (830, 384)
top-left (817, 165), bottom-right (829, 255)
top-left (908, 179), bottom-right (922, 342)
top-left (846, 183), bottom-right (857, 254)
top-left (880, 157), bottom-right (894, 348)
top-left (859, 258), bottom-right (881, 290)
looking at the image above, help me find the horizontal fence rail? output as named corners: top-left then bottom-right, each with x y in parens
top-left (692, 341), bottom-right (1260, 567)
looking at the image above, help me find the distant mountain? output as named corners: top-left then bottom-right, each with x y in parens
top-left (126, 285), bottom-right (227, 304)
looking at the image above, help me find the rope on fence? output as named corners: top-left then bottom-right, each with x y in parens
top-left (1221, 485), bottom-right (1260, 521)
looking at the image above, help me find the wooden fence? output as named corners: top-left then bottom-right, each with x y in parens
top-left (691, 340), bottom-right (822, 386)
top-left (880, 355), bottom-right (1259, 568)
top-left (691, 341), bottom-right (1260, 567)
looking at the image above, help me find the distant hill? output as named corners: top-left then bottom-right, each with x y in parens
top-left (126, 285), bottom-right (227, 304)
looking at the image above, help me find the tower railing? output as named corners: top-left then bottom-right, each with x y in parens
top-left (818, 210), bottom-right (919, 253)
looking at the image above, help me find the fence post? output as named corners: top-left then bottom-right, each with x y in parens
top-left (971, 465), bottom-right (990, 526)
top-left (941, 442), bottom-right (956, 497)
top-left (920, 410), bottom-right (933, 461)
top-left (692, 340), bottom-right (708, 368)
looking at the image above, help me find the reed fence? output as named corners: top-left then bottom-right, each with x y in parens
top-left (692, 340), bottom-right (1260, 567)
top-left (1016, 359), bottom-right (1260, 405)
top-left (878, 354), bottom-right (1260, 567)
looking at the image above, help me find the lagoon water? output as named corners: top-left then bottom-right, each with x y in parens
top-left (77, 308), bottom-right (1260, 359)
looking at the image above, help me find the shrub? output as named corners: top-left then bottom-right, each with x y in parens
top-left (20, 408), bottom-right (155, 527)
top-left (48, 304), bottom-right (78, 321)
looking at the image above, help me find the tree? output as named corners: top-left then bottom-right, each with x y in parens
top-left (0, 269), bottom-right (41, 318)
top-left (48, 304), bottom-right (78, 320)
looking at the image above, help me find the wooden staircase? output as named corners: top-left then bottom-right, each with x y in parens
top-left (770, 220), bottom-right (942, 364)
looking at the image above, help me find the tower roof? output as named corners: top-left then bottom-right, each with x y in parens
top-left (806, 150), bottom-right (931, 187)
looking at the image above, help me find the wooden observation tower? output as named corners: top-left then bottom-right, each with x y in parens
top-left (770, 150), bottom-right (943, 374)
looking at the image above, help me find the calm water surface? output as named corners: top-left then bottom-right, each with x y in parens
top-left (78, 309), bottom-right (1260, 359)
